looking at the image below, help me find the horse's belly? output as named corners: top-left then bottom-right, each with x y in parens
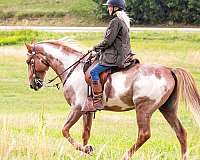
top-left (104, 98), bottom-right (135, 112)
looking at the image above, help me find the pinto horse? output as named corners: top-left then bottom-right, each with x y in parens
top-left (25, 40), bottom-right (200, 160)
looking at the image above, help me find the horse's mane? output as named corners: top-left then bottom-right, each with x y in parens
top-left (37, 37), bottom-right (86, 55)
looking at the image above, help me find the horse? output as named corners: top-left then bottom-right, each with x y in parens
top-left (25, 39), bottom-right (200, 160)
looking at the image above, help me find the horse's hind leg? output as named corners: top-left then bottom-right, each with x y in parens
top-left (159, 71), bottom-right (188, 160)
top-left (159, 105), bottom-right (188, 160)
top-left (122, 100), bottom-right (154, 160)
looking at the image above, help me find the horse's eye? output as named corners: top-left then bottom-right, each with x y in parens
top-left (26, 60), bottom-right (30, 64)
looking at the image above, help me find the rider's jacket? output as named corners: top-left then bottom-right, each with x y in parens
top-left (94, 15), bottom-right (131, 68)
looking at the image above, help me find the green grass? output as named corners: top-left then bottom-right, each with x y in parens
top-left (0, 0), bottom-right (101, 26)
top-left (0, 31), bottom-right (200, 159)
top-left (0, 30), bottom-right (199, 74)
top-left (0, 30), bottom-right (200, 45)
top-left (0, 0), bottom-right (95, 17)
top-left (0, 30), bottom-right (66, 46)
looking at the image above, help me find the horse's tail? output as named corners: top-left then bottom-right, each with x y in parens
top-left (172, 68), bottom-right (200, 127)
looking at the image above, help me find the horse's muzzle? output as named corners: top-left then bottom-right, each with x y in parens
top-left (30, 78), bottom-right (43, 91)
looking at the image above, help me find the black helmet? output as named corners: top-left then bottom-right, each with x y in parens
top-left (103, 0), bottom-right (126, 10)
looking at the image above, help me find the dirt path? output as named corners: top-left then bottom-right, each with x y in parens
top-left (0, 26), bottom-right (200, 32)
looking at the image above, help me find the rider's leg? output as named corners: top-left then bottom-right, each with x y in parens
top-left (90, 63), bottom-right (110, 110)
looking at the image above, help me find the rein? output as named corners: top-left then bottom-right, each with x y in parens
top-left (47, 50), bottom-right (92, 87)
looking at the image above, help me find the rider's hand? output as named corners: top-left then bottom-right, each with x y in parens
top-left (87, 49), bottom-right (93, 53)
top-left (93, 46), bottom-right (102, 52)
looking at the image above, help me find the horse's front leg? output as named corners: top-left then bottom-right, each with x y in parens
top-left (82, 112), bottom-right (94, 154)
top-left (62, 107), bottom-right (86, 152)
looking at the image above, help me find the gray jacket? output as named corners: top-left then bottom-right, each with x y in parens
top-left (94, 16), bottom-right (131, 68)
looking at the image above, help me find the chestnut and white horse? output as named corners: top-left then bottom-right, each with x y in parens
top-left (25, 40), bottom-right (200, 160)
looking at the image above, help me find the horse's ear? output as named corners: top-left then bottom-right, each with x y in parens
top-left (31, 39), bottom-right (36, 44)
top-left (25, 43), bottom-right (33, 52)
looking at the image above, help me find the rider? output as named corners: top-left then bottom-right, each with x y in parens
top-left (88, 0), bottom-right (132, 111)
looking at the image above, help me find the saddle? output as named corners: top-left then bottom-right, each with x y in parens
top-left (83, 53), bottom-right (140, 101)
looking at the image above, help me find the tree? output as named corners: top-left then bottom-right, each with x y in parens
top-left (92, 0), bottom-right (200, 25)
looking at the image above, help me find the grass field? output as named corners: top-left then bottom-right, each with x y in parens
top-left (0, 0), bottom-right (102, 26)
top-left (0, 31), bottom-right (200, 160)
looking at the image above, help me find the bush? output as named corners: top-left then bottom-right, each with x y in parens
top-left (0, 11), bottom-right (15, 19)
top-left (93, 0), bottom-right (200, 25)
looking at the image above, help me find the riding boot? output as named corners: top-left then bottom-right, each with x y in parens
top-left (81, 96), bottom-right (96, 112)
top-left (91, 80), bottom-right (104, 110)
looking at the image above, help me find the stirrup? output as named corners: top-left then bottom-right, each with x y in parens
top-left (93, 99), bottom-right (104, 111)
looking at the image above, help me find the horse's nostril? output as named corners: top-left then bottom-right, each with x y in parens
top-left (30, 84), bottom-right (33, 89)
top-left (35, 79), bottom-right (43, 88)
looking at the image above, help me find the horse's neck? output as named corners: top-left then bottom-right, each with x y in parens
top-left (41, 43), bottom-right (82, 83)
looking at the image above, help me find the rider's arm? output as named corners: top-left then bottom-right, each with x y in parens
top-left (93, 18), bottom-right (121, 52)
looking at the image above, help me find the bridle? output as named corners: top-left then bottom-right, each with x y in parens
top-left (26, 45), bottom-right (50, 89)
top-left (27, 44), bottom-right (93, 89)
top-left (26, 46), bottom-right (49, 79)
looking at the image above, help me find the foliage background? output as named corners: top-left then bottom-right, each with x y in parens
top-left (93, 0), bottom-right (200, 25)
top-left (0, 0), bottom-right (199, 26)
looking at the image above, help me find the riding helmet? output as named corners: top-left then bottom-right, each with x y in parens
top-left (103, 0), bottom-right (126, 10)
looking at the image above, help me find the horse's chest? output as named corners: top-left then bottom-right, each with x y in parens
top-left (64, 72), bottom-right (87, 106)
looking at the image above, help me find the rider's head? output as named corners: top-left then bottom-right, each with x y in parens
top-left (103, 0), bottom-right (126, 16)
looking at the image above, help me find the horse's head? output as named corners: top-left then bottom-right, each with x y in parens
top-left (25, 43), bottom-right (49, 91)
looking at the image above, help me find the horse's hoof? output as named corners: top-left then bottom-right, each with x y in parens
top-left (80, 151), bottom-right (88, 157)
top-left (122, 152), bottom-right (130, 160)
top-left (84, 144), bottom-right (94, 155)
